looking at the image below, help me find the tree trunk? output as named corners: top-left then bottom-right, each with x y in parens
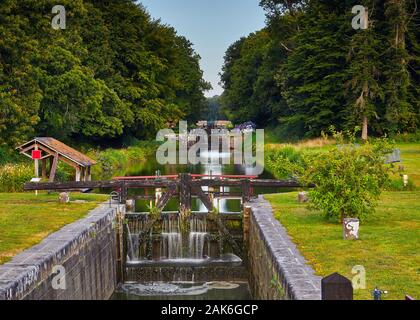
top-left (362, 116), bottom-right (368, 141)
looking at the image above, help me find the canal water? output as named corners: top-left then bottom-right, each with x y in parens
top-left (111, 281), bottom-right (252, 300)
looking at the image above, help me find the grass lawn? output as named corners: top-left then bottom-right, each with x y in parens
top-left (265, 191), bottom-right (420, 300)
top-left (397, 143), bottom-right (420, 186)
top-left (0, 192), bottom-right (108, 265)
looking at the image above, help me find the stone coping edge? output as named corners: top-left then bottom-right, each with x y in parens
top-left (0, 202), bottom-right (121, 300)
top-left (247, 195), bottom-right (322, 300)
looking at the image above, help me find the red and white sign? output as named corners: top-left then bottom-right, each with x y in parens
top-left (31, 150), bottom-right (41, 160)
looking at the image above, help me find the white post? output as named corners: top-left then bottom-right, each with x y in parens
top-left (403, 175), bottom-right (409, 187)
top-left (155, 188), bottom-right (162, 205)
top-left (75, 167), bottom-right (81, 182)
top-left (34, 144), bottom-right (39, 196)
top-left (34, 144), bottom-right (39, 178)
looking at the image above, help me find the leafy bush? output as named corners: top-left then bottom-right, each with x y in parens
top-left (0, 146), bottom-right (24, 165)
top-left (303, 136), bottom-right (392, 222)
top-left (385, 177), bottom-right (417, 191)
top-left (265, 125), bottom-right (302, 143)
top-left (390, 130), bottom-right (420, 143)
top-left (88, 142), bottom-right (158, 179)
top-left (265, 146), bottom-right (306, 179)
top-left (0, 164), bottom-right (33, 192)
top-left (55, 162), bottom-right (73, 182)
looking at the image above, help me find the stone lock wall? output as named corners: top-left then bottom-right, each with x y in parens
top-left (246, 196), bottom-right (322, 300)
top-left (0, 203), bottom-right (123, 300)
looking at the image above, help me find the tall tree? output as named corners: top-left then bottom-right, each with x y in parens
top-left (279, 0), bottom-right (350, 137)
top-left (383, 0), bottom-right (417, 133)
top-left (220, 30), bottom-right (285, 126)
top-left (346, 1), bottom-right (384, 141)
top-left (406, 0), bottom-right (420, 130)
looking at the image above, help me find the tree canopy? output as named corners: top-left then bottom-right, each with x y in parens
top-left (0, 0), bottom-right (210, 146)
top-left (221, 0), bottom-right (419, 139)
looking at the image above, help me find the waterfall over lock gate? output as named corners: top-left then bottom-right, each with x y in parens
top-left (124, 196), bottom-right (244, 279)
top-left (160, 214), bottom-right (183, 259)
top-left (123, 202), bottom-right (246, 283)
top-left (189, 216), bottom-right (209, 259)
top-left (127, 214), bottom-right (149, 262)
top-left (127, 212), bottom-right (212, 262)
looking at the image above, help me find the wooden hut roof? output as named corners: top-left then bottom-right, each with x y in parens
top-left (17, 137), bottom-right (97, 167)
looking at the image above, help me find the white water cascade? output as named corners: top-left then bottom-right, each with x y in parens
top-left (127, 214), bottom-right (148, 262)
top-left (161, 214), bottom-right (183, 259)
top-left (189, 216), bottom-right (209, 259)
top-left (127, 228), bottom-right (140, 261)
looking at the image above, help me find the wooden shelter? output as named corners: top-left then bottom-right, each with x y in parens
top-left (17, 137), bottom-right (97, 182)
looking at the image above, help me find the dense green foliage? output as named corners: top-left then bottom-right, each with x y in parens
top-left (304, 138), bottom-right (392, 221)
top-left (221, 0), bottom-right (419, 139)
top-left (265, 145), bottom-right (306, 179)
top-left (0, 146), bottom-right (22, 165)
top-left (265, 131), bottom-right (395, 220)
top-left (202, 96), bottom-right (223, 121)
top-left (391, 130), bottom-right (420, 142)
top-left (0, 164), bottom-right (33, 192)
top-left (0, 0), bottom-right (210, 147)
top-left (87, 141), bottom-right (157, 179)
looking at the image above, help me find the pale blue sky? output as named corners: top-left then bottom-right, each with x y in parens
top-left (139, 0), bottom-right (266, 97)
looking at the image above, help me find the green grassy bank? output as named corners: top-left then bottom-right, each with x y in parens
top-left (0, 193), bottom-right (108, 265)
top-left (265, 191), bottom-right (420, 300)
